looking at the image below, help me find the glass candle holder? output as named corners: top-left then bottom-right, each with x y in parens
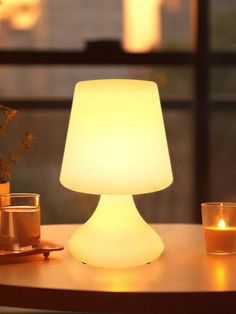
top-left (202, 202), bottom-right (236, 255)
top-left (0, 193), bottom-right (40, 251)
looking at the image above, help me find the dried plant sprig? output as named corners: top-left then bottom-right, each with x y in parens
top-left (0, 104), bottom-right (36, 183)
top-left (0, 125), bottom-right (6, 138)
top-left (0, 104), bottom-right (17, 124)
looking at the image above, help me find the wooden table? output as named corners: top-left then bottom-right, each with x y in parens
top-left (0, 224), bottom-right (236, 314)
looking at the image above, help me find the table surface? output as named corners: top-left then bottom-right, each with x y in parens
top-left (1, 224), bottom-right (236, 314)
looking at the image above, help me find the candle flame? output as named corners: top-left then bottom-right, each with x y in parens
top-left (218, 219), bottom-right (226, 228)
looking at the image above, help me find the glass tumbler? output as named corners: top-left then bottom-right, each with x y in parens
top-left (0, 193), bottom-right (40, 251)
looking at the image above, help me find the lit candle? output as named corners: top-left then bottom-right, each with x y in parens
top-left (204, 218), bottom-right (236, 254)
top-left (202, 202), bottom-right (236, 255)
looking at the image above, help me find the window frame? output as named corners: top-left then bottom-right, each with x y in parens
top-left (0, 0), bottom-right (235, 222)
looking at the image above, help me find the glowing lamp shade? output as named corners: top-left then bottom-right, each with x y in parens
top-left (60, 79), bottom-right (173, 268)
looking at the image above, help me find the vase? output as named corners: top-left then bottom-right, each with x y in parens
top-left (0, 182), bottom-right (10, 194)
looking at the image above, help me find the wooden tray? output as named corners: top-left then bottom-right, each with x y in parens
top-left (0, 241), bottom-right (64, 259)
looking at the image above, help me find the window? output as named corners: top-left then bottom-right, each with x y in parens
top-left (0, 0), bottom-right (235, 223)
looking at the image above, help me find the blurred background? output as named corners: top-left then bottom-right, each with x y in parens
top-left (0, 0), bottom-right (235, 225)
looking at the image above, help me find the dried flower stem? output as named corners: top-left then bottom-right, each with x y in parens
top-left (0, 104), bottom-right (36, 183)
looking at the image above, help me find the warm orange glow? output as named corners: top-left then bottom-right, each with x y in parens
top-left (0, 0), bottom-right (12, 20)
top-left (65, 254), bottom-right (165, 292)
top-left (164, 0), bottom-right (181, 12)
top-left (0, 0), bottom-right (41, 30)
top-left (215, 262), bottom-right (226, 289)
top-left (204, 225), bottom-right (236, 254)
top-left (123, 0), bottom-right (163, 52)
top-left (218, 219), bottom-right (226, 229)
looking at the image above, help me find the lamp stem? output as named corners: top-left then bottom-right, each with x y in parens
top-left (89, 195), bottom-right (148, 231)
top-left (69, 194), bottom-right (164, 268)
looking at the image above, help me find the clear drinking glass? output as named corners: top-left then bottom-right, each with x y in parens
top-left (0, 193), bottom-right (40, 251)
top-left (202, 202), bottom-right (236, 255)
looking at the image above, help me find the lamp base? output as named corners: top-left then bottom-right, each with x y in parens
top-left (69, 195), bottom-right (164, 268)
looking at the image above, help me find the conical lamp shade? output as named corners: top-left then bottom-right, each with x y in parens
top-left (60, 79), bottom-right (172, 195)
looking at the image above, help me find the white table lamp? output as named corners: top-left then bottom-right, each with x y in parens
top-left (60, 79), bottom-right (173, 268)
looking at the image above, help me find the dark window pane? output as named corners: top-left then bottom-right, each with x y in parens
top-left (0, 66), bottom-right (193, 100)
top-left (209, 109), bottom-right (236, 201)
top-left (210, 0), bottom-right (236, 51)
top-left (136, 109), bottom-right (194, 223)
top-left (211, 67), bottom-right (236, 100)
